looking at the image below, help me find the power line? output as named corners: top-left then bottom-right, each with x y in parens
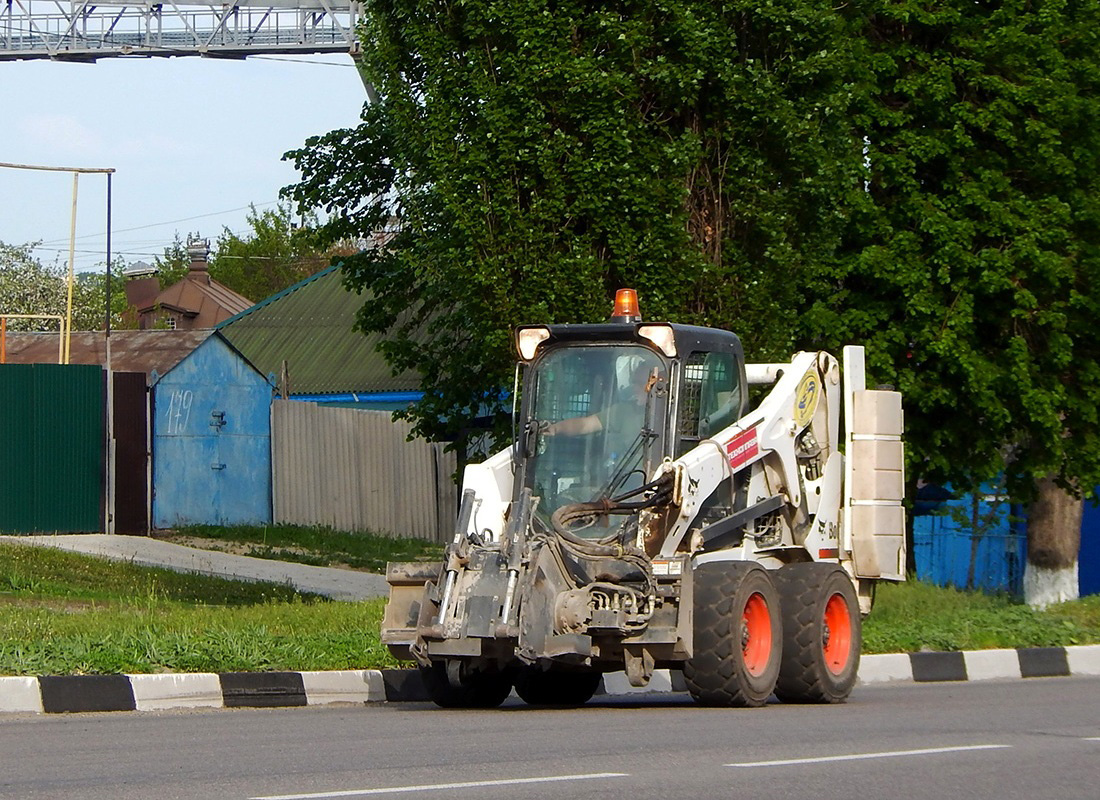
top-left (33, 201), bottom-right (281, 246)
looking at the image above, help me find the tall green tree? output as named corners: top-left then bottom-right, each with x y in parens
top-left (804, 0), bottom-right (1100, 604)
top-left (152, 234), bottom-right (190, 289)
top-left (285, 0), bottom-right (865, 447)
top-left (285, 0), bottom-right (1100, 604)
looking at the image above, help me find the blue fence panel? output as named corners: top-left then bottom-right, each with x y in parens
top-left (1081, 496), bottom-right (1100, 597)
top-left (916, 482), bottom-right (1100, 598)
top-left (912, 486), bottom-right (1026, 595)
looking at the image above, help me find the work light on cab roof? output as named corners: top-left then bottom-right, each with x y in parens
top-left (610, 288), bottom-right (642, 323)
top-left (515, 287), bottom-right (650, 361)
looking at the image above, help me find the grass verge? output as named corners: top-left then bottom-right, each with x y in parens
top-left (157, 524), bottom-right (443, 574)
top-left (0, 542), bottom-right (401, 676)
top-left (2, 538), bottom-right (1099, 675)
top-left (863, 580), bottom-right (1100, 653)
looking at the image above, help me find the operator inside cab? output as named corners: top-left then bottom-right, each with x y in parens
top-left (529, 344), bottom-right (667, 538)
top-left (544, 361), bottom-right (662, 440)
top-left (520, 290), bottom-right (675, 538)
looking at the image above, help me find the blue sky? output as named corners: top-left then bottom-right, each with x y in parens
top-left (0, 54), bottom-right (366, 273)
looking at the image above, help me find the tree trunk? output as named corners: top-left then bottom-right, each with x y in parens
top-left (966, 490), bottom-right (981, 591)
top-left (1024, 478), bottom-right (1082, 608)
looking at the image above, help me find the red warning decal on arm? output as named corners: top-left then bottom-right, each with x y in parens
top-left (725, 427), bottom-right (759, 471)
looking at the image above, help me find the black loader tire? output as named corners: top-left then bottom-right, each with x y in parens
top-left (684, 562), bottom-right (783, 707)
top-left (420, 660), bottom-right (514, 709)
top-left (513, 667), bottom-right (602, 706)
top-left (773, 562), bottom-right (861, 704)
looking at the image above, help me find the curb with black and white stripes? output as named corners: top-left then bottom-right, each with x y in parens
top-left (3, 645), bottom-right (1099, 714)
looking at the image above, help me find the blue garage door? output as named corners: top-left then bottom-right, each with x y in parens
top-left (153, 336), bottom-right (272, 528)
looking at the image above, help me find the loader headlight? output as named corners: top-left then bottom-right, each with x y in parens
top-left (638, 324), bottom-right (677, 357)
top-left (516, 326), bottom-right (551, 361)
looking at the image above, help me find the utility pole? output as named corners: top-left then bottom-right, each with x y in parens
top-left (0, 161), bottom-right (116, 534)
top-left (0, 161), bottom-right (115, 362)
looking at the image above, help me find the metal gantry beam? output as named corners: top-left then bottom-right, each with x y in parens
top-left (1, 0), bottom-right (361, 61)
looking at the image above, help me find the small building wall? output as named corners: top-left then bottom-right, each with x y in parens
top-left (152, 335), bottom-right (273, 528)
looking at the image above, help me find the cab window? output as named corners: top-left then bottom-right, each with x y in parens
top-left (677, 350), bottom-right (741, 456)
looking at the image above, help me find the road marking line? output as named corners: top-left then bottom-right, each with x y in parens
top-left (1084, 737), bottom-right (1100, 741)
top-left (249, 772), bottom-right (630, 800)
top-left (726, 744), bottom-right (1011, 768)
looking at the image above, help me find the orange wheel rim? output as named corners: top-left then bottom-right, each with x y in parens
top-left (822, 592), bottom-right (853, 675)
top-left (741, 592), bottom-right (772, 677)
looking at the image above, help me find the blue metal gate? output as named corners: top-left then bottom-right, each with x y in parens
top-left (152, 335), bottom-right (273, 528)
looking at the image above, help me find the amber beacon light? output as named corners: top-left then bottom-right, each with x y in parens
top-left (611, 288), bottom-right (642, 323)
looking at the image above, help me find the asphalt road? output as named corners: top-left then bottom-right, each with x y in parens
top-left (1, 678), bottom-right (1097, 800)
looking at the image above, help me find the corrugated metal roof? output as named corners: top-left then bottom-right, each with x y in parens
top-left (217, 265), bottom-right (420, 394)
top-left (149, 270), bottom-right (254, 328)
top-left (1, 330), bottom-right (212, 378)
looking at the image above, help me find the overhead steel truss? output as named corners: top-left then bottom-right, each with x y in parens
top-left (0, 0), bottom-right (360, 61)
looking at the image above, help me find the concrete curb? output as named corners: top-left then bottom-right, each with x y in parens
top-left (2, 644), bottom-right (1099, 714)
top-left (0, 670), bottom-right (388, 714)
top-left (857, 645), bottom-right (1100, 683)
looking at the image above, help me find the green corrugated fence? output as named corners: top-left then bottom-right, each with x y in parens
top-left (0, 364), bottom-right (104, 533)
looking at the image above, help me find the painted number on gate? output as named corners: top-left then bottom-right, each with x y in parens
top-left (165, 389), bottom-right (193, 434)
top-left (726, 427), bottom-right (759, 471)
